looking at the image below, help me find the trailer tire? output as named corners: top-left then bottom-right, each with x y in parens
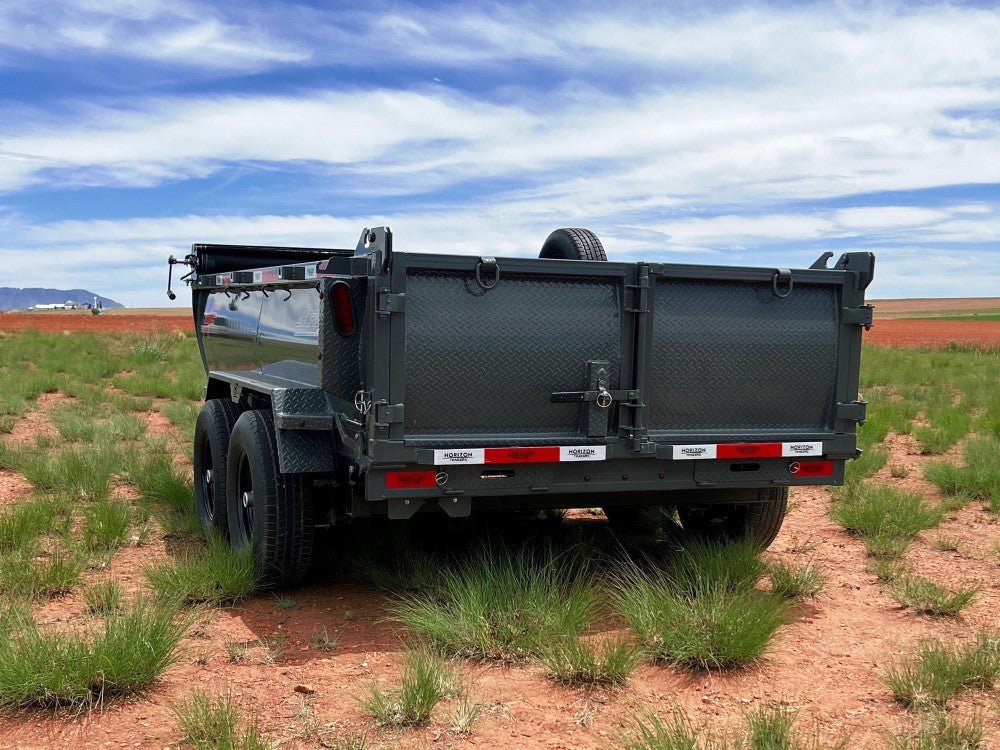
top-left (193, 399), bottom-right (240, 539)
top-left (678, 488), bottom-right (789, 550)
top-left (539, 228), bottom-right (607, 261)
top-left (226, 410), bottom-right (314, 587)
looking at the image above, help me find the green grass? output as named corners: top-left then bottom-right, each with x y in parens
top-left (0, 497), bottom-right (68, 552)
top-left (83, 498), bottom-right (134, 555)
top-left (619, 711), bottom-right (701, 750)
top-left (361, 650), bottom-right (459, 727)
top-left (768, 561), bottom-right (824, 600)
top-left (173, 690), bottom-right (269, 750)
top-left (392, 545), bottom-right (597, 662)
top-left (83, 581), bottom-right (123, 615)
top-left (540, 635), bottom-right (640, 687)
top-left (843, 445), bottom-right (889, 485)
top-left (831, 484), bottom-right (944, 558)
top-left (884, 634), bottom-right (1000, 708)
top-left (888, 575), bottom-right (978, 616)
top-left (891, 710), bottom-right (985, 750)
top-left (0, 548), bottom-right (83, 599)
top-left (925, 438), bottom-right (1000, 514)
top-left (614, 542), bottom-right (785, 670)
top-left (0, 598), bottom-right (186, 710)
top-left (146, 536), bottom-right (260, 606)
top-left (7, 441), bottom-right (120, 503)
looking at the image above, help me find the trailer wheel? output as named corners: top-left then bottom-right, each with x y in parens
top-left (539, 228), bottom-right (607, 261)
top-left (677, 488), bottom-right (789, 550)
top-left (226, 410), bottom-right (314, 587)
top-left (193, 399), bottom-right (240, 539)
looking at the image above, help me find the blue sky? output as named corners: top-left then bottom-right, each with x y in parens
top-left (1, 0), bottom-right (998, 306)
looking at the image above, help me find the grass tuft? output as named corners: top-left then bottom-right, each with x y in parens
top-left (888, 575), bottom-right (978, 617)
top-left (0, 598), bottom-right (186, 710)
top-left (541, 635), bottom-right (641, 687)
top-left (83, 581), bottom-right (123, 615)
top-left (614, 543), bottom-right (785, 670)
top-left (831, 484), bottom-right (943, 558)
top-left (768, 561), bottom-right (824, 600)
top-left (361, 650), bottom-right (459, 727)
top-left (619, 711), bottom-right (701, 750)
top-left (392, 545), bottom-right (596, 662)
top-left (173, 690), bottom-right (268, 750)
top-left (83, 499), bottom-right (134, 555)
top-left (891, 710), bottom-right (984, 750)
top-left (925, 438), bottom-right (1000, 515)
top-left (885, 634), bottom-right (1000, 708)
top-left (146, 536), bottom-right (259, 606)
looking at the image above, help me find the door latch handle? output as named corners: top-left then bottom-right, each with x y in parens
top-left (550, 389), bottom-right (638, 405)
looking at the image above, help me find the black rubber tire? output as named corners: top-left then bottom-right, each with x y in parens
top-left (539, 228), bottom-right (607, 261)
top-left (193, 399), bottom-right (240, 539)
top-left (226, 410), bottom-right (314, 587)
top-left (677, 488), bottom-right (789, 550)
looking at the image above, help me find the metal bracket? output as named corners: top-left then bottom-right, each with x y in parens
top-left (835, 251), bottom-right (876, 292)
top-left (475, 257), bottom-right (499, 290)
top-left (387, 497), bottom-right (424, 520)
top-left (809, 251), bottom-right (834, 269)
top-left (837, 400), bottom-right (868, 424)
top-left (439, 496), bottom-right (471, 518)
top-left (377, 292), bottom-right (405, 314)
top-left (355, 226), bottom-right (393, 273)
top-left (772, 268), bottom-right (793, 298)
top-left (842, 305), bottom-right (874, 330)
top-left (375, 402), bottom-right (405, 427)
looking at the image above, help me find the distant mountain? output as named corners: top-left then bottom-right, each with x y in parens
top-left (0, 288), bottom-right (124, 311)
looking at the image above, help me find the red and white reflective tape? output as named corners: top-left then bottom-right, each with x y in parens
top-left (433, 446), bottom-right (606, 465)
top-left (672, 442), bottom-right (823, 460)
top-left (432, 442), bottom-right (822, 466)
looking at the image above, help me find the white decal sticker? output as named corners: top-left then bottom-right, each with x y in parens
top-left (672, 444), bottom-right (717, 460)
top-left (434, 449), bottom-right (485, 465)
top-left (559, 446), bottom-right (606, 462)
top-left (253, 270), bottom-right (263, 283)
top-left (305, 264), bottom-right (317, 279)
top-left (781, 442), bottom-right (823, 457)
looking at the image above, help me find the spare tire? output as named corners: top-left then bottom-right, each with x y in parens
top-left (539, 228), bottom-right (607, 261)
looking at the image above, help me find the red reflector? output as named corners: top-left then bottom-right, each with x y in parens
top-left (484, 446), bottom-right (560, 464)
top-left (330, 281), bottom-right (356, 335)
top-left (386, 470), bottom-right (437, 489)
top-left (789, 460), bottom-right (834, 477)
top-left (717, 442), bottom-right (782, 459)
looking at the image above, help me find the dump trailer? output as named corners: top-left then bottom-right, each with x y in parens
top-left (168, 227), bottom-right (874, 586)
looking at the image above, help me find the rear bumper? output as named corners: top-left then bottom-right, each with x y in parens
top-left (365, 455), bottom-right (844, 518)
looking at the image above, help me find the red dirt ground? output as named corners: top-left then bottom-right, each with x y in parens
top-left (0, 312), bottom-right (191, 334)
top-left (866, 319), bottom-right (1000, 350)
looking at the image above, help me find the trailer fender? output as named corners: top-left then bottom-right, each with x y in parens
top-left (271, 389), bottom-right (340, 474)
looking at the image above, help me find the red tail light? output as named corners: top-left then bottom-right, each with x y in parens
top-left (386, 470), bottom-right (438, 489)
top-left (789, 460), bottom-right (834, 477)
top-left (330, 281), bottom-right (356, 335)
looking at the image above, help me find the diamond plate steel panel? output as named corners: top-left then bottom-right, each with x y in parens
top-left (648, 279), bottom-right (839, 434)
top-left (276, 428), bottom-right (336, 473)
top-left (317, 278), bottom-right (364, 399)
top-left (404, 270), bottom-right (622, 436)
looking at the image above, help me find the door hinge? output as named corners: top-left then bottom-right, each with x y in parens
top-left (374, 402), bottom-right (405, 427)
top-left (624, 265), bottom-right (652, 314)
top-left (842, 305), bottom-right (874, 330)
top-left (377, 292), bottom-right (405, 314)
top-left (837, 400), bottom-right (868, 424)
